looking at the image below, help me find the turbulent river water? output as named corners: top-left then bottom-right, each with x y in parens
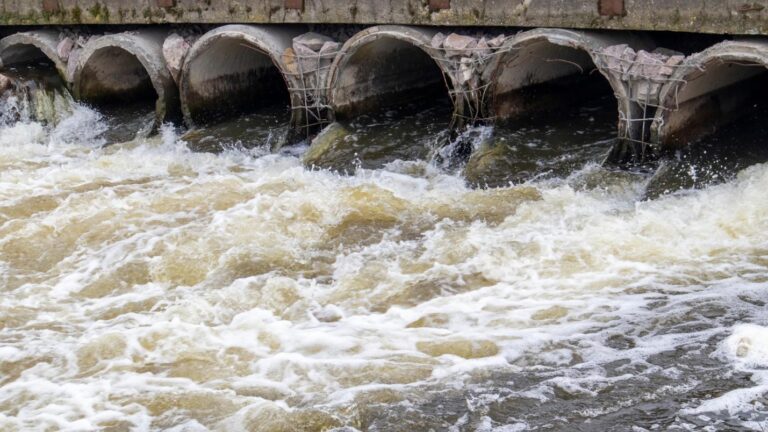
top-left (1, 72), bottom-right (768, 432)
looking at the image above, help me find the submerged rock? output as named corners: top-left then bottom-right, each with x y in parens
top-left (302, 122), bottom-right (352, 169)
top-left (416, 339), bottom-right (499, 359)
top-left (463, 137), bottom-right (529, 188)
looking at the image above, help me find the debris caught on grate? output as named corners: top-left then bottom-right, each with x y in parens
top-left (283, 32), bottom-right (339, 138)
top-left (427, 31), bottom-right (514, 128)
top-left (594, 44), bottom-right (691, 162)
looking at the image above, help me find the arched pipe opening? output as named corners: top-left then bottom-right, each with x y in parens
top-left (653, 42), bottom-right (768, 148)
top-left (179, 25), bottom-right (303, 151)
top-left (488, 30), bottom-right (629, 126)
top-left (78, 47), bottom-right (157, 105)
top-left (0, 31), bottom-right (74, 126)
top-left (308, 26), bottom-right (457, 170)
top-left (642, 41), bottom-right (768, 196)
top-left (465, 30), bottom-right (645, 186)
top-left (328, 27), bottom-right (454, 121)
top-left (73, 31), bottom-right (179, 141)
top-left (0, 30), bottom-right (67, 84)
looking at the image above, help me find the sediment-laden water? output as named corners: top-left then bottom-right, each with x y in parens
top-left (1, 77), bottom-right (768, 432)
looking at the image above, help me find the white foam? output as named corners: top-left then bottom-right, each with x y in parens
top-left (683, 324), bottom-right (768, 416)
top-left (722, 324), bottom-right (768, 369)
top-left (1, 99), bottom-right (768, 429)
top-left (0, 346), bottom-right (24, 362)
top-left (0, 121), bottom-right (45, 147)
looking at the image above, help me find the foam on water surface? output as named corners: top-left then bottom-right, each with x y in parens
top-left (0, 97), bottom-right (767, 431)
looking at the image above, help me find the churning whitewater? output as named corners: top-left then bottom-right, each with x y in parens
top-left (1, 99), bottom-right (768, 431)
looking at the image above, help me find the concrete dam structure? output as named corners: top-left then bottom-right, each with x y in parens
top-left (1, 0), bottom-right (768, 168)
top-left (6, 3), bottom-right (768, 431)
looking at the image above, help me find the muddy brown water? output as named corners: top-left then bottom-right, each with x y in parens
top-left (1, 71), bottom-right (768, 431)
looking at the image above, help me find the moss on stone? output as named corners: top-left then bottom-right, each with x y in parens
top-left (672, 8), bottom-right (682, 25)
top-left (71, 6), bottom-right (82, 23)
top-left (41, 9), bottom-right (54, 22)
top-left (167, 7), bottom-right (184, 20)
top-left (88, 3), bottom-right (103, 19)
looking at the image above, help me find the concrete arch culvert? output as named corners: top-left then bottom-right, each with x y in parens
top-left (73, 30), bottom-right (180, 134)
top-left (0, 30), bottom-right (68, 81)
top-left (652, 40), bottom-right (768, 150)
top-left (326, 25), bottom-right (458, 123)
top-left (179, 25), bottom-right (305, 132)
top-left (461, 29), bottom-right (654, 187)
top-left (486, 29), bottom-right (648, 135)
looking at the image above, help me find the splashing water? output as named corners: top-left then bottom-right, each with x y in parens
top-left (1, 84), bottom-right (768, 432)
top-left (0, 66), bottom-right (75, 128)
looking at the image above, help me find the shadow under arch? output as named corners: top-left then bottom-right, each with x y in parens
top-left (73, 30), bottom-right (179, 135)
top-left (326, 25), bottom-right (459, 123)
top-left (463, 29), bottom-right (651, 186)
top-left (486, 28), bottom-right (637, 133)
top-left (652, 40), bottom-right (768, 149)
top-left (0, 30), bottom-right (68, 81)
top-left (179, 25), bottom-right (304, 131)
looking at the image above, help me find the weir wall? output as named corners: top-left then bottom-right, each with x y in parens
top-left (3, 2), bottom-right (768, 163)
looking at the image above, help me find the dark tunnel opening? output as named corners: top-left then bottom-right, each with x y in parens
top-left (465, 40), bottom-right (619, 187)
top-left (312, 36), bottom-right (454, 171)
top-left (181, 38), bottom-right (292, 151)
top-left (331, 37), bottom-right (452, 121)
top-left (645, 60), bottom-right (768, 198)
top-left (0, 43), bottom-right (62, 88)
top-left (77, 46), bottom-right (161, 143)
top-left (184, 39), bottom-right (290, 125)
top-left (0, 43), bottom-right (68, 126)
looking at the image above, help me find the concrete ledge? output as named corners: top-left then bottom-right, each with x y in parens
top-left (1, 1), bottom-right (768, 36)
